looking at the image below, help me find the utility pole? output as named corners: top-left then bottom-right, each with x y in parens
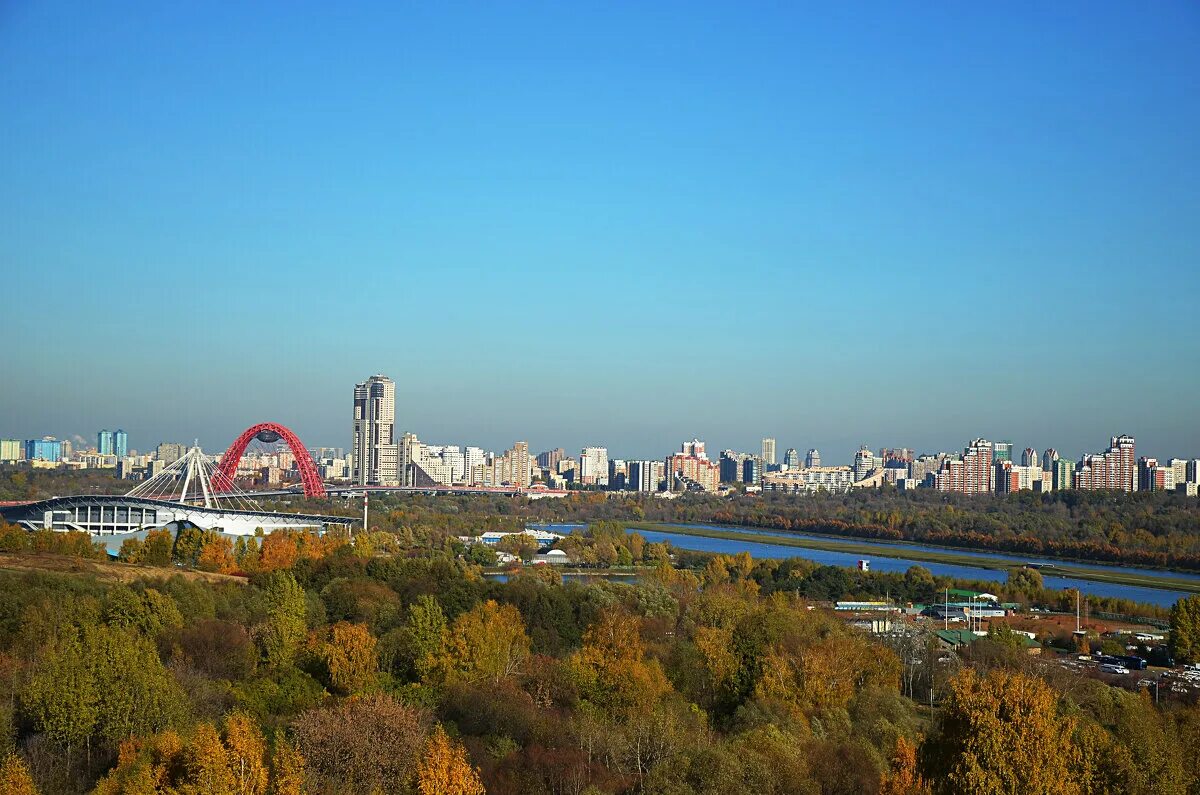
top-left (362, 491), bottom-right (368, 534)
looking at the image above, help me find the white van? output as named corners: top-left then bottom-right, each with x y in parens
top-left (1099, 664), bottom-right (1130, 675)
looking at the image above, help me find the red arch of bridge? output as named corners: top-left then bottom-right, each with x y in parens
top-left (212, 422), bottom-right (327, 498)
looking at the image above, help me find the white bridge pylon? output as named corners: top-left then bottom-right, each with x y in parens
top-left (125, 445), bottom-right (262, 511)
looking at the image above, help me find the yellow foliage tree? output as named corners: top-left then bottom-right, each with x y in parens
top-left (416, 726), bottom-right (485, 795)
top-left (320, 622), bottom-right (378, 695)
top-left (569, 608), bottom-right (670, 719)
top-left (224, 711), bottom-right (268, 795)
top-left (268, 737), bottom-right (306, 795)
top-left (440, 600), bottom-right (529, 685)
top-left (924, 668), bottom-right (1081, 795)
top-left (0, 753), bottom-right (38, 795)
top-left (187, 722), bottom-right (236, 795)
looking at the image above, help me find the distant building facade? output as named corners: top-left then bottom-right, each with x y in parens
top-left (1075, 435), bottom-right (1135, 492)
top-left (352, 374), bottom-right (399, 486)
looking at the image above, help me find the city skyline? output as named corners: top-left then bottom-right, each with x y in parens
top-left (3, 4), bottom-right (1199, 463)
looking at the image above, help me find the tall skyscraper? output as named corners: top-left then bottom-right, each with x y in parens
top-left (1075, 435), bottom-right (1135, 492)
top-left (1021, 447), bottom-right (1038, 467)
top-left (114, 429), bottom-right (128, 458)
top-left (805, 449), bottom-right (821, 468)
top-left (352, 375), bottom-right (399, 486)
top-left (1042, 449), bottom-right (1059, 472)
top-left (993, 441), bottom-right (1013, 463)
top-left (783, 448), bottom-right (800, 469)
top-left (761, 438), bottom-right (776, 466)
top-left (97, 430), bottom-right (114, 455)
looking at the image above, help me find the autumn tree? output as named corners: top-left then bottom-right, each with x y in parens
top-left (880, 736), bottom-right (930, 795)
top-left (922, 668), bottom-right (1081, 794)
top-left (142, 528), bottom-right (174, 566)
top-left (225, 710), bottom-right (269, 795)
top-left (417, 725), bottom-right (485, 795)
top-left (1170, 595), bottom-right (1200, 664)
top-left (568, 607), bottom-right (669, 719)
top-left (496, 532), bottom-right (539, 561)
top-left (258, 533), bottom-right (300, 573)
top-left (0, 752), bottom-right (38, 795)
top-left (269, 737), bottom-right (305, 795)
top-left (317, 622), bottom-right (378, 695)
top-left (292, 694), bottom-right (428, 793)
top-left (199, 534), bottom-right (238, 574)
top-left (439, 600), bottom-right (529, 685)
top-left (188, 722), bottom-right (236, 794)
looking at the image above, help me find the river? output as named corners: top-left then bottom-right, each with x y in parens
top-left (625, 524), bottom-right (1190, 607)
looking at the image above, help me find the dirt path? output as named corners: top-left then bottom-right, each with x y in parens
top-left (0, 552), bottom-right (248, 584)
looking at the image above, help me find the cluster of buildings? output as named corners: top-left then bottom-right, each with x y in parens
top-left (921, 435), bottom-right (1200, 497)
top-left (5, 372), bottom-right (1200, 501)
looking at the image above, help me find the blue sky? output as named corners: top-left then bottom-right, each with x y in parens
top-left (2, 2), bottom-right (1198, 463)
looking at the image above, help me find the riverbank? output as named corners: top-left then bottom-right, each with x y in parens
top-left (623, 521), bottom-right (1200, 595)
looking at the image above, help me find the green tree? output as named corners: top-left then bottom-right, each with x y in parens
top-left (142, 528), bottom-right (174, 566)
top-left (1008, 566), bottom-right (1044, 594)
top-left (258, 572), bottom-right (308, 668)
top-left (22, 637), bottom-right (98, 763)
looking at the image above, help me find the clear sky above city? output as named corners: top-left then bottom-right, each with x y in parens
top-left (2, 2), bottom-right (1198, 463)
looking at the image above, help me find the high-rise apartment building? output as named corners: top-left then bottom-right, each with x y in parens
top-left (1139, 457), bottom-right (1174, 492)
top-left (352, 375), bottom-right (399, 486)
top-left (504, 441), bottom-right (531, 488)
top-left (608, 459), bottom-right (629, 489)
top-left (761, 438), bottom-right (776, 466)
top-left (719, 451), bottom-right (748, 483)
top-left (681, 439), bottom-right (708, 460)
top-left (783, 448), bottom-right (800, 469)
top-left (0, 439), bottom-right (24, 462)
top-left (935, 439), bottom-right (994, 494)
top-left (1052, 459), bottom-right (1075, 490)
top-left (1021, 448), bottom-right (1038, 467)
top-left (97, 430), bottom-right (114, 455)
top-left (854, 446), bottom-right (876, 481)
top-left (114, 429), bottom-right (128, 458)
top-left (667, 452), bottom-right (720, 492)
top-left (1042, 449), bottom-right (1059, 472)
top-left (536, 448), bottom-right (565, 470)
top-left (993, 442), bottom-right (1013, 463)
top-left (629, 460), bottom-right (664, 492)
top-left (1075, 435), bottom-right (1135, 492)
top-left (579, 447), bottom-right (609, 486)
top-left (805, 449), bottom-right (821, 468)
top-left (743, 457), bottom-right (761, 485)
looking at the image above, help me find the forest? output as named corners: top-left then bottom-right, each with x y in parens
top-left (0, 517), bottom-right (1199, 794)
top-left (5, 466), bottom-right (1198, 572)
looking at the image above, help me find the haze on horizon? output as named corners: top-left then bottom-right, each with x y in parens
top-left (1, 2), bottom-right (1198, 465)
